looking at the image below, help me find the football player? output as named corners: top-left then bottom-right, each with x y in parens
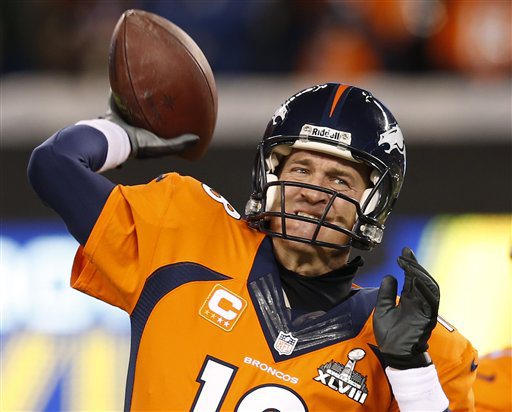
top-left (473, 347), bottom-right (511, 412)
top-left (28, 83), bottom-right (477, 411)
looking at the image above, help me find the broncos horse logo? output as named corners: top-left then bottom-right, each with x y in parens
top-left (378, 125), bottom-right (405, 154)
top-left (271, 84), bottom-right (329, 125)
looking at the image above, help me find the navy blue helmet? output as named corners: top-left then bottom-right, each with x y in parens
top-left (245, 83), bottom-right (406, 250)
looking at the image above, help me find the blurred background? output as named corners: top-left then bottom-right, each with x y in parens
top-left (1, 0), bottom-right (511, 410)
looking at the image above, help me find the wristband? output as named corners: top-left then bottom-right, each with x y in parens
top-left (76, 119), bottom-right (131, 171)
top-left (386, 364), bottom-right (449, 411)
top-left (382, 351), bottom-right (432, 370)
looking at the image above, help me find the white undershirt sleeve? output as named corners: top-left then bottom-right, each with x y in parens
top-left (75, 119), bottom-right (131, 172)
top-left (386, 364), bottom-right (449, 412)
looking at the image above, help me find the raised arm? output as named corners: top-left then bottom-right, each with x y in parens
top-left (28, 97), bottom-right (199, 246)
top-left (374, 247), bottom-right (452, 412)
top-left (27, 121), bottom-right (127, 245)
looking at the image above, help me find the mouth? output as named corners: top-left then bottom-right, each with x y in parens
top-left (293, 211), bottom-right (341, 227)
top-left (295, 211), bottom-right (322, 220)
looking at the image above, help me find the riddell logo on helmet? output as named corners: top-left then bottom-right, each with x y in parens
top-left (300, 124), bottom-right (351, 144)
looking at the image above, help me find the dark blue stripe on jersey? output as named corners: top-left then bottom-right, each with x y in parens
top-left (125, 262), bottom-right (230, 412)
top-left (27, 125), bottom-right (115, 245)
top-left (248, 237), bottom-right (379, 362)
top-left (247, 236), bottom-right (281, 283)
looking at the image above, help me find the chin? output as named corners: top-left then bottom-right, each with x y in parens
top-left (286, 220), bottom-right (319, 239)
top-left (273, 236), bottom-right (318, 256)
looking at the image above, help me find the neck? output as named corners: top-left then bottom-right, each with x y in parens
top-left (277, 254), bottom-right (363, 313)
top-left (272, 238), bottom-right (351, 276)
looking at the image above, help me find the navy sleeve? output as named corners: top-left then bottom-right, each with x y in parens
top-left (27, 125), bottom-right (117, 246)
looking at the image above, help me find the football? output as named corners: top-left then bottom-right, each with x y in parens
top-left (108, 9), bottom-right (217, 160)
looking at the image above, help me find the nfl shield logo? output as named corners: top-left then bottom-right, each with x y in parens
top-left (274, 331), bottom-right (298, 355)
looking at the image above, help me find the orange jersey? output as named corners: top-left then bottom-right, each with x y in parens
top-left (71, 173), bottom-right (477, 411)
top-left (473, 347), bottom-right (512, 412)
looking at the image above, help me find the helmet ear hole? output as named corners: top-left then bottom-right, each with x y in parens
top-left (360, 188), bottom-right (380, 214)
top-left (360, 169), bottom-right (381, 214)
top-left (264, 174), bottom-right (279, 212)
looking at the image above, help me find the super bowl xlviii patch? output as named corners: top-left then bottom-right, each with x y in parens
top-left (313, 348), bottom-right (368, 404)
top-left (273, 331), bottom-right (298, 355)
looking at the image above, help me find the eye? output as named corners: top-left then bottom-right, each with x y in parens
top-left (290, 167), bottom-right (309, 175)
top-left (331, 176), bottom-right (349, 188)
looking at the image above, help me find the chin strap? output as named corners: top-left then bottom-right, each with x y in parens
top-left (264, 174), bottom-right (279, 212)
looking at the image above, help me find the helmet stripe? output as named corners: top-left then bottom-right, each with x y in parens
top-left (329, 84), bottom-right (350, 117)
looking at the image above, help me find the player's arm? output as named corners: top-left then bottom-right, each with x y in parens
top-left (374, 247), bottom-right (451, 412)
top-left (431, 327), bottom-right (478, 412)
top-left (28, 123), bottom-right (120, 246)
top-left (27, 96), bottom-right (199, 246)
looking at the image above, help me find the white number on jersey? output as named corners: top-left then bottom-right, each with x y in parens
top-left (202, 184), bottom-right (241, 220)
top-left (192, 356), bottom-right (307, 411)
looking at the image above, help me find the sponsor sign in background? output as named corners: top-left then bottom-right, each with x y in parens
top-left (1, 215), bottom-right (509, 411)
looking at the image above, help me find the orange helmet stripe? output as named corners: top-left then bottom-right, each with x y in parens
top-left (329, 84), bottom-right (349, 117)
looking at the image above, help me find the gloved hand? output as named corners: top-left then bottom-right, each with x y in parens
top-left (373, 247), bottom-right (440, 370)
top-left (103, 93), bottom-right (199, 159)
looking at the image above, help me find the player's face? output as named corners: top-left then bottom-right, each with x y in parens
top-left (269, 149), bottom-right (370, 249)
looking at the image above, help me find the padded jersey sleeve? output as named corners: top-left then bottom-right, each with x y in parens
top-left (71, 172), bottom-right (180, 313)
top-left (70, 173), bottom-right (252, 315)
top-left (428, 319), bottom-right (479, 411)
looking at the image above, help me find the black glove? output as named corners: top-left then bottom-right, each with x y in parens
top-left (373, 247), bottom-right (440, 369)
top-left (103, 93), bottom-right (199, 159)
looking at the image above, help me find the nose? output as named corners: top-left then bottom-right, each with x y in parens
top-left (299, 180), bottom-right (329, 204)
